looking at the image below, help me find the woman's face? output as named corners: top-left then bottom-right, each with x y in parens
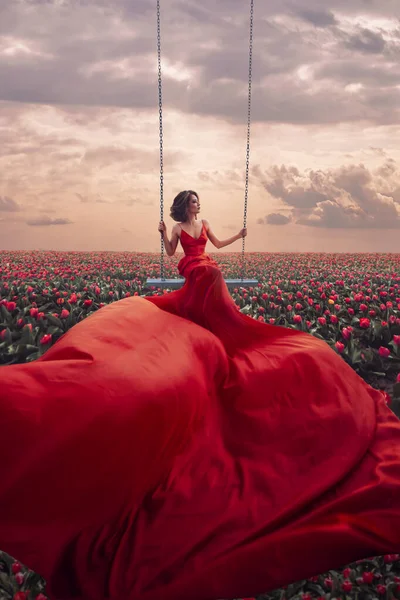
top-left (187, 194), bottom-right (200, 217)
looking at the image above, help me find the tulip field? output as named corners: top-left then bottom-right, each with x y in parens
top-left (0, 250), bottom-right (400, 598)
top-left (1, 250), bottom-right (399, 402)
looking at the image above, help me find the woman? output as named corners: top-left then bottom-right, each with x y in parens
top-left (1, 190), bottom-right (400, 600)
top-left (147, 189), bottom-right (253, 336)
top-left (158, 189), bottom-right (246, 258)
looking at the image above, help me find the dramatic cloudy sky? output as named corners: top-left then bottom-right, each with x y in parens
top-left (1, 0), bottom-right (400, 252)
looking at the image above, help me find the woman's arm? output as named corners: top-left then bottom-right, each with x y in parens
top-left (203, 219), bottom-right (246, 249)
top-left (158, 222), bottom-right (180, 256)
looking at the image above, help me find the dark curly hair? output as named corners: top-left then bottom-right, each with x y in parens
top-left (170, 190), bottom-right (199, 222)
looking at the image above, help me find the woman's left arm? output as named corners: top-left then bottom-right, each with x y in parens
top-left (203, 219), bottom-right (247, 249)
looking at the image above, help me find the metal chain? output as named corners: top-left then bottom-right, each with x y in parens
top-left (157, 0), bottom-right (165, 280)
top-left (241, 0), bottom-right (254, 281)
top-left (157, 0), bottom-right (253, 282)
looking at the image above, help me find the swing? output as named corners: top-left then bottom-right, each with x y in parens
top-left (146, 0), bottom-right (258, 290)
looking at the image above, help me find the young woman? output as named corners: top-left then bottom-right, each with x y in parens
top-left (1, 190), bottom-right (400, 600)
top-left (158, 190), bottom-right (246, 254)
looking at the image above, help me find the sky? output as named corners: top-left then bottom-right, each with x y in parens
top-left (1, 0), bottom-right (400, 253)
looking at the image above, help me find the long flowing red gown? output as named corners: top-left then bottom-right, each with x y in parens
top-left (1, 224), bottom-right (400, 600)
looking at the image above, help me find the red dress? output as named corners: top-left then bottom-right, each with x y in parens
top-left (1, 225), bottom-right (400, 600)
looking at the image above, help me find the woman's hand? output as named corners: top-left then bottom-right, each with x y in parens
top-left (238, 227), bottom-right (247, 238)
top-left (158, 221), bottom-right (166, 235)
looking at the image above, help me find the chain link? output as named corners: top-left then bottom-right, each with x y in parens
top-left (157, 0), bottom-right (165, 280)
top-left (241, 0), bottom-right (254, 281)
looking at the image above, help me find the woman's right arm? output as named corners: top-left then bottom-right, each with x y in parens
top-left (159, 222), bottom-right (180, 256)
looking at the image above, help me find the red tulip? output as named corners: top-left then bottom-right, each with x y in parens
top-left (376, 585), bottom-right (387, 596)
top-left (13, 593), bottom-right (29, 600)
top-left (40, 334), bottom-right (52, 345)
top-left (393, 335), bottom-right (400, 346)
top-left (359, 317), bottom-right (370, 329)
top-left (335, 341), bottom-right (345, 354)
top-left (378, 346), bottom-right (390, 358)
top-left (293, 314), bottom-right (302, 324)
top-left (318, 317), bottom-right (326, 326)
top-left (11, 562), bottom-right (21, 574)
top-left (362, 571), bottom-right (374, 584)
top-left (342, 580), bottom-right (352, 593)
top-left (342, 568), bottom-right (351, 579)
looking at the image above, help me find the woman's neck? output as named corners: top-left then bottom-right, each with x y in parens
top-left (185, 217), bottom-right (198, 226)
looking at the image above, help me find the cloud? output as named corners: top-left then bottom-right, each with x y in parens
top-left (261, 213), bottom-right (292, 225)
top-left (256, 160), bottom-right (400, 228)
top-left (295, 8), bottom-right (338, 28)
top-left (343, 27), bottom-right (387, 54)
top-left (1, 0), bottom-right (400, 126)
top-left (26, 215), bottom-right (73, 226)
top-left (0, 196), bottom-right (20, 211)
